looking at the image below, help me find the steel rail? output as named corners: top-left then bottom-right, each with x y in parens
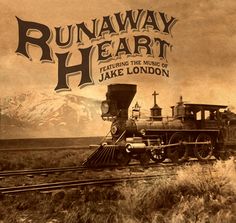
top-left (0, 173), bottom-right (177, 194)
top-left (0, 162), bottom-right (170, 177)
top-left (0, 166), bottom-right (87, 177)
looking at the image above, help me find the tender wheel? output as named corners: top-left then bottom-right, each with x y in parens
top-left (194, 133), bottom-right (213, 161)
top-left (214, 134), bottom-right (228, 160)
top-left (215, 150), bottom-right (230, 160)
top-left (139, 152), bottom-right (150, 166)
top-left (167, 132), bottom-right (188, 163)
top-left (150, 148), bottom-right (166, 163)
top-left (115, 151), bottom-right (131, 166)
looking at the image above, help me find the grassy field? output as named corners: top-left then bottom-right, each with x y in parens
top-left (0, 137), bottom-right (103, 151)
top-left (0, 149), bottom-right (94, 171)
top-left (0, 159), bottom-right (235, 223)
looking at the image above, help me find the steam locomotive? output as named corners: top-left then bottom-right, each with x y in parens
top-left (84, 84), bottom-right (236, 167)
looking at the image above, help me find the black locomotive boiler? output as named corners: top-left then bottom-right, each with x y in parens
top-left (83, 84), bottom-right (236, 167)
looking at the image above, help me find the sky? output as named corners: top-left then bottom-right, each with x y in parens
top-left (0, 0), bottom-right (236, 114)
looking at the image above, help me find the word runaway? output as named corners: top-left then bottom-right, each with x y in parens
top-left (16, 9), bottom-right (177, 91)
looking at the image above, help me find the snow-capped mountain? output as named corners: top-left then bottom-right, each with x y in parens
top-left (0, 91), bottom-right (110, 139)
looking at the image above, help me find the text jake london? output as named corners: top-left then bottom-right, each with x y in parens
top-left (98, 66), bottom-right (169, 82)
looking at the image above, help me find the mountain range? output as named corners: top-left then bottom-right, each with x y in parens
top-left (0, 91), bottom-right (110, 139)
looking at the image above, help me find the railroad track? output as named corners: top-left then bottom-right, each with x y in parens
top-left (0, 173), bottom-right (177, 194)
top-left (0, 159), bottom-right (215, 178)
top-left (0, 160), bottom-right (224, 195)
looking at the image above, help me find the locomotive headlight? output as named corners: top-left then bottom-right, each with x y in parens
top-left (101, 101), bottom-right (109, 114)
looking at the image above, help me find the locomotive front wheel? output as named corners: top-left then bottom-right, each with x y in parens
top-left (194, 133), bottom-right (213, 161)
top-left (167, 132), bottom-right (188, 163)
top-left (139, 152), bottom-right (150, 166)
top-left (115, 151), bottom-right (131, 166)
top-left (150, 148), bottom-right (166, 163)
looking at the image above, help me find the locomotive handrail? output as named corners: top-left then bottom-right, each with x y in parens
top-left (184, 141), bottom-right (211, 145)
top-left (115, 131), bottom-right (126, 144)
top-left (145, 141), bottom-right (211, 150)
top-left (145, 129), bottom-right (220, 132)
top-left (99, 130), bottom-right (111, 144)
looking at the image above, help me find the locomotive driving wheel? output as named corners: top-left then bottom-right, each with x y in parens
top-left (167, 132), bottom-right (188, 163)
top-left (194, 133), bottom-right (213, 161)
top-left (150, 148), bottom-right (166, 163)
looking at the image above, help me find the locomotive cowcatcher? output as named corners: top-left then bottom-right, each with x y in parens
top-left (83, 84), bottom-right (236, 167)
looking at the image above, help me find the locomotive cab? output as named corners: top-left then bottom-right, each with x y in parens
top-left (183, 104), bottom-right (227, 129)
top-left (171, 97), bottom-right (227, 129)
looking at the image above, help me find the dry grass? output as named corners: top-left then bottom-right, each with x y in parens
top-left (0, 159), bottom-right (235, 223)
top-left (136, 158), bottom-right (236, 223)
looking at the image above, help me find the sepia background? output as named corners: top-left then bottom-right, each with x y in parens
top-left (0, 0), bottom-right (236, 138)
